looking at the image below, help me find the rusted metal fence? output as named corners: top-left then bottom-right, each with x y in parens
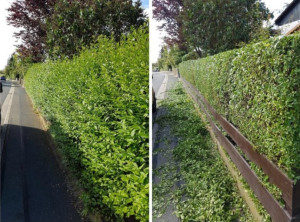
top-left (180, 76), bottom-right (300, 222)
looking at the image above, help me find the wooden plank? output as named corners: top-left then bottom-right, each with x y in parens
top-left (212, 122), bottom-right (291, 222)
top-left (181, 79), bottom-right (292, 222)
top-left (182, 78), bottom-right (294, 209)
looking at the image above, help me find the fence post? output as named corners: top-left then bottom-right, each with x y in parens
top-left (177, 69), bottom-right (181, 78)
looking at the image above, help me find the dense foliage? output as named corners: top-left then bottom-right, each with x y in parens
top-left (179, 35), bottom-right (300, 179)
top-left (7, 0), bottom-right (57, 62)
top-left (25, 27), bottom-right (149, 221)
top-left (182, 0), bottom-right (272, 56)
top-left (7, 0), bottom-right (145, 61)
top-left (47, 0), bottom-right (145, 59)
top-left (152, 0), bottom-right (187, 51)
top-left (153, 0), bottom-right (271, 58)
top-left (153, 83), bottom-right (253, 221)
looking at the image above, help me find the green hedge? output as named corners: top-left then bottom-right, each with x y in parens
top-left (25, 26), bottom-right (149, 221)
top-left (179, 35), bottom-right (300, 180)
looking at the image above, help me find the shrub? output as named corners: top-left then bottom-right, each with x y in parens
top-left (25, 26), bottom-right (149, 221)
top-left (181, 51), bottom-right (199, 62)
top-left (179, 35), bottom-right (300, 180)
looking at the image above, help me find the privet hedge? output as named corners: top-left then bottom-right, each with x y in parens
top-left (25, 27), bottom-right (149, 221)
top-left (179, 35), bottom-right (300, 180)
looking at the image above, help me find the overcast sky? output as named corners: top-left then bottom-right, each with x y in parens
top-left (150, 0), bottom-right (293, 63)
top-left (0, 0), bottom-right (149, 70)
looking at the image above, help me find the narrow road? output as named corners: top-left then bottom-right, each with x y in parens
top-left (152, 71), bottom-right (180, 222)
top-left (1, 82), bottom-right (83, 222)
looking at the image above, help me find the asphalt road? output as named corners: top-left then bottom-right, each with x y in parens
top-left (1, 82), bottom-right (83, 222)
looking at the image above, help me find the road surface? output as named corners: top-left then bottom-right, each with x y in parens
top-left (1, 81), bottom-right (83, 222)
top-left (152, 71), bottom-right (178, 96)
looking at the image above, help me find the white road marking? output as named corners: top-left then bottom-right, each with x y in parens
top-left (1, 86), bottom-right (15, 153)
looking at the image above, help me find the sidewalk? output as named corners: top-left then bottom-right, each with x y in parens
top-left (1, 84), bottom-right (83, 222)
top-left (152, 72), bottom-right (180, 222)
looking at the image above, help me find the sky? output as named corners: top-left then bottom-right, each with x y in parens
top-left (150, 0), bottom-right (294, 63)
top-left (0, 0), bottom-right (149, 71)
top-left (141, 0), bottom-right (149, 9)
top-left (0, 0), bottom-right (17, 70)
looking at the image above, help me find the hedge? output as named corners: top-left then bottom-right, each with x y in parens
top-left (179, 35), bottom-right (300, 180)
top-left (25, 26), bottom-right (149, 221)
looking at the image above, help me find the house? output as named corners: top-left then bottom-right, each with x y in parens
top-left (275, 0), bottom-right (300, 35)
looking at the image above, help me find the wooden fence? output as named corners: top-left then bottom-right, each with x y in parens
top-left (179, 75), bottom-right (300, 222)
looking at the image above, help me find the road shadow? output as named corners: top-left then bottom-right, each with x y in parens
top-left (1, 124), bottom-right (83, 222)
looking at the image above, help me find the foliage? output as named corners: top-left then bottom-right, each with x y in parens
top-left (25, 26), bottom-right (149, 221)
top-left (152, 0), bottom-right (188, 51)
top-left (47, 0), bottom-right (145, 59)
top-left (157, 45), bottom-right (185, 70)
top-left (4, 53), bottom-right (32, 79)
top-left (7, 0), bottom-right (145, 61)
top-left (182, 0), bottom-right (272, 56)
top-left (153, 83), bottom-right (253, 221)
top-left (181, 51), bottom-right (199, 62)
top-left (179, 35), bottom-right (300, 179)
top-left (7, 0), bottom-right (57, 62)
top-left (153, 0), bottom-right (272, 57)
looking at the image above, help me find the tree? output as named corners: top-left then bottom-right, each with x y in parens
top-left (7, 0), bottom-right (145, 61)
top-left (4, 53), bottom-right (32, 79)
top-left (153, 0), bottom-right (188, 52)
top-left (7, 0), bottom-right (57, 62)
top-left (47, 0), bottom-right (145, 59)
top-left (182, 0), bottom-right (272, 56)
top-left (157, 45), bottom-right (185, 70)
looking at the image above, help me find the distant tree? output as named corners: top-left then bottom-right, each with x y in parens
top-left (47, 0), bottom-right (145, 59)
top-left (157, 45), bottom-right (185, 70)
top-left (153, 0), bottom-right (188, 52)
top-left (7, 0), bottom-right (57, 62)
top-left (182, 0), bottom-right (272, 56)
top-left (4, 53), bottom-right (32, 79)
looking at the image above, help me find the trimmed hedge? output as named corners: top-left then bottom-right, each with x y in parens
top-left (25, 26), bottom-right (149, 221)
top-left (179, 35), bottom-right (300, 180)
